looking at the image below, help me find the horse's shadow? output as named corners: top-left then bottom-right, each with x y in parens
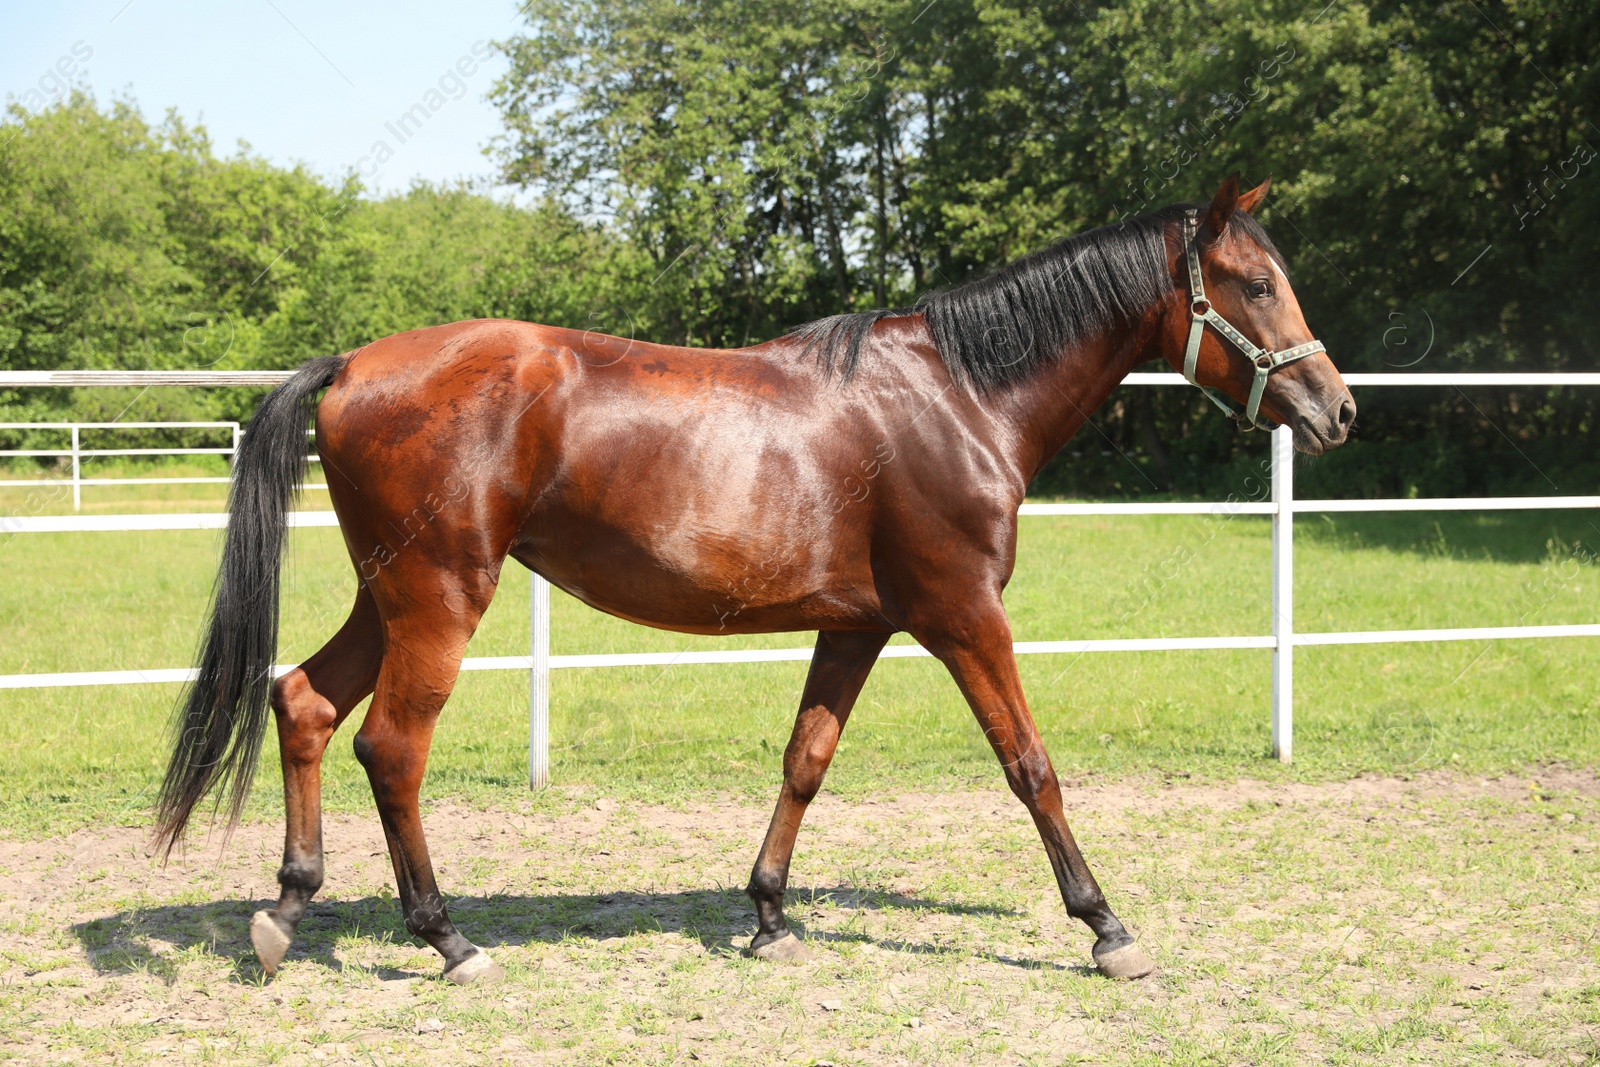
top-left (70, 885), bottom-right (1070, 984)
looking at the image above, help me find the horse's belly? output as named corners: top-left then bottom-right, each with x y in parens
top-left (514, 515), bottom-right (879, 636)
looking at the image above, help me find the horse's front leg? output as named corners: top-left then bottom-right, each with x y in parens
top-left (918, 602), bottom-right (1155, 979)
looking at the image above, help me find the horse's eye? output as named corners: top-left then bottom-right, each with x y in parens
top-left (1247, 280), bottom-right (1273, 300)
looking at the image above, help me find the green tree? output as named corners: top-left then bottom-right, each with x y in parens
top-left (492, 0), bottom-right (931, 345)
top-left (0, 95), bottom-right (629, 426)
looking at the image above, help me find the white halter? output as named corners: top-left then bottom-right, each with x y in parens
top-left (1182, 209), bottom-right (1325, 430)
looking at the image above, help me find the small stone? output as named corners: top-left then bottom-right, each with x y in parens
top-left (595, 797), bottom-right (616, 811)
top-left (416, 1017), bottom-right (445, 1034)
top-left (907, 1017), bottom-right (922, 1029)
top-left (820, 999), bottom-right (843, 1012)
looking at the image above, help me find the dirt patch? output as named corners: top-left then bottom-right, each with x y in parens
top-left (1, 770), bottom-right (1597, 1065)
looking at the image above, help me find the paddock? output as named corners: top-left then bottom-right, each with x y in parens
top-left (1, 372), bottom-right (1597, 1065)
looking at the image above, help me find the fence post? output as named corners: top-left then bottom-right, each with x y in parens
top-left (1271, 424), bottom-right (1294, 762)
top-left (529, 571), bottom-right (551, 789)
top-left (70, 425), bottom-right (81, 512)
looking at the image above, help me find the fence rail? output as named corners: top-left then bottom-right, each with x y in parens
top-left (0, 370), bottom-right (1595, 783)
top-left (0, 418), bottom-right (326, 508)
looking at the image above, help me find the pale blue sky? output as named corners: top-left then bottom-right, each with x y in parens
top-left (2, 0), bottom-right (527, 195)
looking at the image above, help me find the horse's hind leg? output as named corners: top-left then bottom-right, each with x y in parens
top-left (352, 567), bottom-right (502, 984)
top-left (746, 630), bottom-right (888, 960)
top-left (252, 585), bottom-right (383, 975)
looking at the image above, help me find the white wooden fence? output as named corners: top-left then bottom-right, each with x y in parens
top-left (2, 370), bottom-right (1597, 784)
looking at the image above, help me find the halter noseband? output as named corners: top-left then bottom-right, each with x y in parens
top-left (1182, 208), bottom-right (1325, 431)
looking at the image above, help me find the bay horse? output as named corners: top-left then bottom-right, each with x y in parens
top-left (154, 175), bottom-right (1354, 985)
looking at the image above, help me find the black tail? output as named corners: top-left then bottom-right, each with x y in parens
top-left (153, 354), bottom-right (348, 856)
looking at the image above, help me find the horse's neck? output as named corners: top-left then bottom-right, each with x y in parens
top-left (992, 326), bottom-right (1151, 484)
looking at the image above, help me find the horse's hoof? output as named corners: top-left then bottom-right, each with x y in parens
top-left (749, 932), bottom-right (814, 963)
top-left (250, 910), bottom-right (293, 976)
top-left (443, 949), bottom-right (505, 986)
top-left (1093, 940), bottom-right (1156, 980)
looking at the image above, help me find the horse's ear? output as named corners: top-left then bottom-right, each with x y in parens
top-left (1204, 173), bottom-right (1241, 239)
top-left (1236, 176), bottom-right (1271, 215)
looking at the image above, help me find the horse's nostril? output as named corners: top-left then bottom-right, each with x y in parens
top-left (1336, 396), bottom-right (1357, 434)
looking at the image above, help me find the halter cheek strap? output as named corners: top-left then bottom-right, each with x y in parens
top-left (1181, 208), bottom-right (1325, 431)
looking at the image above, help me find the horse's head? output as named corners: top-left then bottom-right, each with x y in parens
top-left (1156, 175), bottom-right (1355, 455)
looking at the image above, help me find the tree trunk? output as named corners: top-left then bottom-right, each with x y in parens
top-left (1135, 389), bottom-right (1173, 488)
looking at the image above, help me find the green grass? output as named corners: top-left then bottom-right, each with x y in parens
top-left (1, 506), bottom-right (1597, 836)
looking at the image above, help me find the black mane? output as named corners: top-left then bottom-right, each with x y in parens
top-left (790, 203), bottom-right (1286, 390)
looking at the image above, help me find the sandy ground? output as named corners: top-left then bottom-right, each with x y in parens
top-left (2, 770), bottom-right (1598, 1065)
